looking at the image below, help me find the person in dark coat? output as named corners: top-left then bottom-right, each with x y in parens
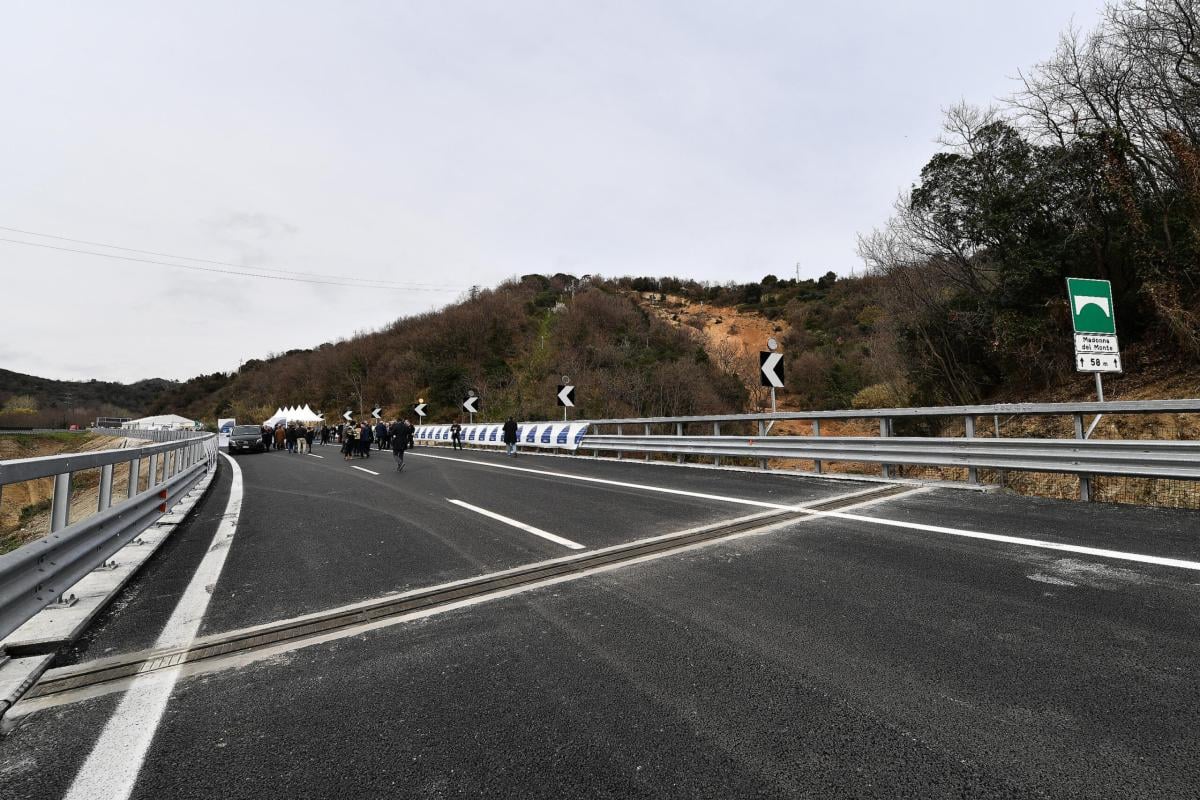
top-left (406, 419), bottom-right (415, 450)
top-left (389, 419), bottom-right (408, 471)
top-left (375, 421), bottom-right (388, 451)
top-left (358, 422), bottom-right (373, 458)
top-left (261, 424), bottom-right (273, 451)
top-left (502, 417), bottom-right (519, 457)
top-left (284, 424), bottom-right (298, 453)
top-left (450, 421), bottom-right (462, 450)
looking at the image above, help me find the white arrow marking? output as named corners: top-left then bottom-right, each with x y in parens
top-left (342, 411), bottom-right (353, 421)
top-left (557, 385), bottom-right (575, 407)
top-left (414, 403), bottom-right (427, 417)
top-left (463, 397), bottom-right (479, 413)
top-left (371, 407), bottom-right (382, 420)
top-left (761, 352), bottom-right (784, 388)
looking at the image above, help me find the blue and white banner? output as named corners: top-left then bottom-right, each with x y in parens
top-left (218, 418), bottom-right (236, 448)
top-left (414, 421), bottom-right (590, 451)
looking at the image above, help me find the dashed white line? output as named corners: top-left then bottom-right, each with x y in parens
top-left (307, 453), bottom-right (325, 459)
top-left (63, 452), bottom-right (245, 800)
top-left (414, 451), bottom-right (1200, 572)
top-left (448, 499), bottom-right (585, 549)
top-left (350, 465), bottom-right (380, 476)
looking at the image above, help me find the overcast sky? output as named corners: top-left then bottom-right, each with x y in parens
top-left (1, 1), bottom-right (1107, 383)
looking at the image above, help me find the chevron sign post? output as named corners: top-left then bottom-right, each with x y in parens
top-left (1067, 278), bottom-right (1120, 399)
top-left (462, 393), bottom-right (480, 424)
top-left (413, 402), bottom-right (427, 418)
top-left (557, 384), bottom-right (575, 422)
top-left (760, 352), bottom-right (784, 388)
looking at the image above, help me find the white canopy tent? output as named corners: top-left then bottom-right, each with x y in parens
top-left (121, 414), bottom-right (201, 431)
top-left (263, 405), bottom-right (325, 426)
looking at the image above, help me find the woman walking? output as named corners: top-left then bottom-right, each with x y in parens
top-left (342, 424), bottom-right (357, 461)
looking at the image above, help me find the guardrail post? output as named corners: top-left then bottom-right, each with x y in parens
top-left (98, 463), bottom-right (114, 511)
top-left (812, 419), bottom-right (823, 474)
top-left (1074, 413), bottom-right (1091, 502)
top-left (879, 418), bottom-right (892, 479)
top-left (713, 422), bottom-right (721, 467)
top-left (51, 472), bottom-right (72, 532)
top-left (757, 420), bottom-right (768, 470)
top-left (128, 456), bottom-right (141, 498)
top-left (616, 424), bottom-right (622, 460)
top-left (644, 424), bottom-right (651, 461)
top-left (964, 416), bottom-right (978, 484)
top-left (148, 453), bottom-right (158, 488)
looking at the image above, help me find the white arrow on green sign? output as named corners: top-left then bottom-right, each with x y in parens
top-left (1066, 277), bottom-right (1117, 335)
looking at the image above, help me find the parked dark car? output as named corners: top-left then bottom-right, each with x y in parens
top-left (228, 424), bottom-right (265, 453)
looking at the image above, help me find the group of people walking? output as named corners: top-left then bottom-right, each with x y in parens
top-left (257, 415), bottom-right (522, 470)
top-left (341, 419), bottom-right (417, 464)
top-left (260, 422), bottom-right (319, 453)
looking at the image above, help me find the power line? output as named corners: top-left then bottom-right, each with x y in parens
top-left (0, 225), bottom-right (466, 289)
top-left (0, 237), bottom-right (468, 292)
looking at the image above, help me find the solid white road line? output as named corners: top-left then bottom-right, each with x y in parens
top-left (414, 452), bottom-right (1200, 573)
top-left (350, 465), bottom-right (380, 476)
top-left (308, 453), bottom-right (325, 459)
top-left (64, 452), bottom-right (245, 800)
top-left (414, 451), bottom-right (791, 510)
top-left (448, 499), bottom-right (585, 549)
top-left (819, 508), bottom-right (1200, 572)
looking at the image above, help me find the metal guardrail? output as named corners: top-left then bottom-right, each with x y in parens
top-left (573, 399), bottom-right (1200, 501)
top-left (583, 435), bottom-right (1200, 480)
top-left (95, 427), bottom-right (207, 442)
top-left (0, 432), bottom-right (218, 642)
top-left (579, 399), bottom-right (1200, 425)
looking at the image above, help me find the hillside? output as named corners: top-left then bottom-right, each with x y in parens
top-left (0, 369), bottom-right (177, 429)
top-left (154, 275), bottom-right (747, 425)
top-left (5, 266), bottom-right (1197, 432)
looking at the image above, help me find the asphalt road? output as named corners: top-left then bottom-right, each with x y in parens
top-left (3, 443), bottom-right (1199, 799)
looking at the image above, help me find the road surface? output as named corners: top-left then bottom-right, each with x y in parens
top-left (2, 442), bottom-right (1199, 799)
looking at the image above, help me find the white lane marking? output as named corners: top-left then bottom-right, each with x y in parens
top-left (817, 508), bottom-right (1200, 572)
top-left (308, 453), bottom-right (325, 459)
top-left (414, 451), bottom-right (790, 510)
top-left (447, 498), bottom-right (585, 550)
top-left (64, 452), bottom-right (245, 800)
top-left (350, 465), bottom-right (380, 476)
top-left (413, 452), bottom-right (1200, 573)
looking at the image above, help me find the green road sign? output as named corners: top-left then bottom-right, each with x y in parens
top-left (1066, 278), bottom-right (1116, 334)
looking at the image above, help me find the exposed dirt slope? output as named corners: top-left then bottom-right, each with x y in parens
top-left (0, 433), bottom-right (130, 553)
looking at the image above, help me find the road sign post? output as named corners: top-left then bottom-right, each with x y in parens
top-left (556, 380), bottom-right (575, 422)
top-left (760, 339), bottom-right (783, 415)
top-left (463, 391), bottom-right (479, 424)
top-left (1067, 278), bottom-right (1120, 401)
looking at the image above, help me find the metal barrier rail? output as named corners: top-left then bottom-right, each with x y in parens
top-left (95, 427), bottom-right (206, 442)
top-left (580, 398), bottom-right (1200, 499)
top-left (580, 399), bottom-right (1200, 425)
top-left (582, 435), bottom-right (1200, 480)
top-left (0, 433), bottom-right (218, 642)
